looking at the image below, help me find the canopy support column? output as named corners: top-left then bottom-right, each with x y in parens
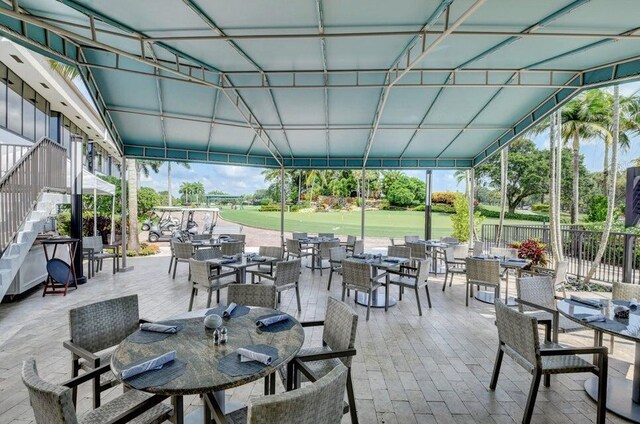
top-left (280, 166), bottom-right (285, 244)
top-left (468, 168), bottom-right (475, 248)
top-left (93, 187), bottom-right (98, 236)
top-left (424, 169), bottom-right (432, 241)
top-left (110, 194), bottom-right (116, 245)
top-left (360, 168), bottom-right (366, 240)
top-left (119, 156), bottom-right (133, 272)
top-left (70, 134), bottom-right (86, 284)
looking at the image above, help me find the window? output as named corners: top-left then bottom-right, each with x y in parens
top-left (86, 141), bottom-right (94, 173)
top-left (23, 84), bottom-right (35, 140)
top-left (35, 93), bottom-right (47, 140)
top-left (0, 63), bottom-right (6, 128)
top-left (6, 70), bottom-right (22, 134)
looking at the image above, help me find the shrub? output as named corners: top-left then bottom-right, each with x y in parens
top-left (259, 198), bottom-right (272, 206)
top-left (509, 239), bottom-right (548, 266)
top-left (431, 192), bottom-right (457, 206)
top-left (586, 195), bottom-right (608, 222)
top-left (412, 204), bottom-right (455, 213)
top-left (477, 207), bottom-right (548, 222)
top-left (531, 203), bottom-right (550, 213)
top-left (386, 183), bottom-right (415, 207)
top-left (125, 242), bottom-right (160, 257)
top-left (450, 193), bottom-right (483, 242)
top-left (259, 204), bottom-right (281, 212)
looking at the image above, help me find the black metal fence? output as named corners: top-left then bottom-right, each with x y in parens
top-left (480, 224), bottom-right (639, 284)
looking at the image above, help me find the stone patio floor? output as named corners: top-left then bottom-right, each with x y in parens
top-left (0, 244), bottom-right (635, 424)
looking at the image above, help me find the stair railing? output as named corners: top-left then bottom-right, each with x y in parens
top-left (0, 137), bottom-right (67, 255)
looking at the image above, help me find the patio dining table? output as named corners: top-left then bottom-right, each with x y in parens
top-left (111, 306), bottom-right (305, 424)
top-left (470, 256), bottom-right (530, 305)
top-left (298, 236), bottom-right (341, 270)
top-left (411, 240), bottom-right (451, 274)
top-left (348, 255), bottom-right (411, 308)
top-left (206, 255), bottom-right (278, 284)
top-left (557, 298), bottom-right (640, 421)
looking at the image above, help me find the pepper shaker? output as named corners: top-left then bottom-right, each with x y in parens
top-left (213, 328), bottom-right (221, 345)
top-left (220, 327), bottom-right (228, 344)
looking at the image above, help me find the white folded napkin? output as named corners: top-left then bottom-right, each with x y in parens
top-left (580, 314), bottom-right (606, 323)
top-left (237, 348), bottom-right (272, 365)
top-left (570, 295), bottom-right (604, 308)
top-left (255, 314), bottom-right (289, 328)
top-left (631, 298), bottom-right (638, 309)
top-left (223, 303), bottom-right (237, 318)
top-left (121, 351), bottom-right (176, 379)
top-left (139, 323), bottom-right (178, 333)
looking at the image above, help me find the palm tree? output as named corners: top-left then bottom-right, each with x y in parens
top-left (127, 160), bottom-right (140, 251)
top-left (496, 146), bottom-right (508, 246)
top-left (136, 160), bottom-right (162, 189)
top-left (48, 60), bottom-right (80, 81)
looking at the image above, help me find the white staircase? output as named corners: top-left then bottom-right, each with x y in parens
top-left (0, 191), bottom-right (69, 299)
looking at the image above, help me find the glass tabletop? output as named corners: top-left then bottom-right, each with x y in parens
top-left (557, 298), bottom-right (640, 343)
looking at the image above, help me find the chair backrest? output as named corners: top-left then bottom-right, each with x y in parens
top-left (318, 232), bottom-right (334, 238)
top-left (441, 237), bottom-right (459, 244)
top-left (319, 241), bottom-right (340, 258)
top-left (259, 246), bottom-right (284, 259)
top-left (490, 247), bottom-right (518, 258)
top-left (494, 299), bottom-right (541, 372)
top-left (227, 284), bottom-right (277, 308)
top-left (612, 281), bottom-right (640, 300)
top-left (69, 295), bottom-right (139, 354)
top-left (553, 261), bottom-right (568, 294)
top-left (228, 233), bottom-right (246, 242)
top-left (388, 245), bottom-right (411, 258)
top-left (191, 234), bottom-right (211, 241)
top-left (292, 232), bottom-right (307, 240)
top-left (342, 260), bottom-right (372, 290)
top-left (465, 258), bottom-right (500, 285)
top-left (415, 257), bottom-right (432, 283)
top-left (173, 241), bottom-right (194, 260)
top-left (329, 246), bottom-right (347, 263)
top-left (22, 359), bottom-right (78, 424)
top-left (170, 237), bottom-right (180, 256)
top-left (473, 241), bottom-right (484, 256)
top-left (406, 242), bottom-right (426, 259)
top-left (516, 276), bottom-right (555, 312)
top-left (346, 235), bottom-right (356, 246)
top-left (404, 235), bottom-right (420, 243)
top-left (323, 297), bottom-right (358, 367)
top-left (193, 247), bottom-right (222, 261)
top-left (190, 259), bottom-right (212, 289)
top-left (452, 244), bottom-right (468, 260)
top-left (389, 237), bottom-right (397, 246)
top-left (247, 363), bottom-right (348, 424)
top-left (221, 241), bottom-right (244, 256)
top-left (286, 239), bottom-right (301, 255)
top-left (274, 259), bottom-right (302, 287)
top-left (352, 239), bottom-right (364, 255)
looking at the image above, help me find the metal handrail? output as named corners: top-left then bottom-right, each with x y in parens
top-left (0, 137), bottom-right (67, 256)
top-left (0, 143), bottom-right (31, 179)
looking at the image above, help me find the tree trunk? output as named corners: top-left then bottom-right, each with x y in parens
top-left (603, 140), bottom-right (610, 193)
top-left (585, 86), bottom-right (620, 283)
top-left (167, 162), bottom-right (173, 206)
top-left (496, 147), bottom-right (508, 246)
top-left (555, 110), bottom-right (564, 261)
top-left (298, 173), bottom-right (301, 202)
top-left (549, 112), bottom-right (560, 261)
top-left (127, 160), bottom-right (140, 251)
top-left (571, 132), bottom-right (580, 224)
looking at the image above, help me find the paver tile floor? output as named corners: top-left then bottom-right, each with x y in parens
top-left (0, 247), bottom-right (634, 423)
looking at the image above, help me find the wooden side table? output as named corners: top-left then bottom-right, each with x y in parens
top-left (41, 238), bottom-right (79, 296)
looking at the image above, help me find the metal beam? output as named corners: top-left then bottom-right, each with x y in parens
top-left (205, 75), bottom-right (223, 154)
top-left (316, 0), bottom-right (331, 161)
top-left (147, 44), bottom-right (168, 151)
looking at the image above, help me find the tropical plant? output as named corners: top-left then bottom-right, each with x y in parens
top-left (509, 239), bottom-right (548, 266)
top-left (48, 59), bottom-right (80, 80)
top-left (127, 160), bottom-right (140, 251)
top-left (586, 195), bottom-right (608, 222)
top-left (496, 146), bottom-right (508, 245)
top-left (450, 193), bottom-right (483, 242)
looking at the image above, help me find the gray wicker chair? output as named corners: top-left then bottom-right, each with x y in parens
top-left (191, 234), bottom-right (212, 241)
top-left (442, 246), bottom-right (467, 292)
top-left (318, 232), bottom-right (335, 238)
top-left (342, 235), bottom-right (357, 253)
top-left (387, 245), bottom-right (411, 258)
top-left (406, 241), bottom-right (426, 260)
top-left (473, 241), bottom-right (484, 256)
top-left (22, 358), bottom-right (172, 424)
top-left (188, 258), bottom-right (236, 311)
top-left (327, 247), bottom-right (347, 291)
top-left (172, 241), bottom-right (194, 279)
top-left (465, 258), bottom-right (500, 307)
top-left (441, 237), bottom-right (459, 244)
top-left (284, 297), bottom-right (359, 423)
top-left (63, 295), bottom-right (141, 408)
top-left (515, 276), bottom-right (584, 344)
top-left (221, 241), bottom-right (245, 256)
top-left (490, 299), bottom-right (608, 424)
top-left (351, 239), bottom-right (364, 256)
top-left (386, 258), bottom-right (432, 315)
top-left (285, 238), bottom-right (313, 262)
top-left (227, 363), bottom-right (348, 424)
top-left (316, 240), bottom-right (340, 276)
top-left (404, 235), bottom-right (420, 244)
top-left (192, 247), bottom-right (222, 261)
top-left (490, 247), bottom-right (518, 258)
top-left (168, 237), bottom-right (180, 275)
top-left (245, 246), bottom-right (285, 281)
top-left (292, 232), bottom-right (307, 240)
top-left (227, 284), bottom-right (277, 309)
top-left (521, 260), bottom-right (569, 298)
top-left (88, 236), bottom-right (118, 275)
top-left (609, 281), bottom-right (640, 352)
top-left (341, 260), bottom-right (387, 321)
top-left (252, 259), bottom-right (302, 311)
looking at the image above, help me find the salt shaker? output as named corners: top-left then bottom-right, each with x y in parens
top-left (220, 327), bottom-right (228, 344)
top-left (213, 328), bottom-right (221, 345)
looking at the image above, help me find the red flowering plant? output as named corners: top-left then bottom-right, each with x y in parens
top-left (509, 239), bottom-right (548, 266)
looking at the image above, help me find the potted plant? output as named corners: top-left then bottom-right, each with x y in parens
top-left (509, 239), bottom-right (548, 266)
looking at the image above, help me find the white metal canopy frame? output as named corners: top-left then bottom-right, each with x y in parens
top-left (1, 0), bottom-right (640, 169)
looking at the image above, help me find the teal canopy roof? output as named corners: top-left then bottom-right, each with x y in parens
top-left (1, 0), bottom-right (640, 169)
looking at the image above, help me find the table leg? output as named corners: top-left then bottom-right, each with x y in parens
top-left (204, 392), bottom-right (227, 424)
top-left (172, 396), bottom-right (184, 424)
top-left (355, 287), bottom-right (396, 308)
top-left (237, 269), bottom-right (245, 284)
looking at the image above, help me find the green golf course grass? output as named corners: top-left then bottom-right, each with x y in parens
top-left (220, 207), bottom-right (537, 238)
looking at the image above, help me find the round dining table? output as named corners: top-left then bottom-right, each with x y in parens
top-left (111, 307), bottom-right (305, 424)
top-left (557, 298), bottom-right (640, 421)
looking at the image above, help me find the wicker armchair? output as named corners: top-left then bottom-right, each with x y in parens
top-left (404, 235), bottom-right (420, 244)
top-left (473, 241), bottom-right (484, 256)
top-left (441, 237), bottom-right (459, 244)
top-left (341, 260), bottom-right (387, 321)
top-left (318, 232), bottom-right (335, 238)
top-left (327, 247), bottom-right (347, 291)
top-left (63, 295), bottom-right (141, 408)
top-left (342, 235), bottom-right (357, 253)
top-left (226, 364), bottom-right (348, 424)
top-left (227, 283), bottom-right (277, 309)
top-left (168, 237), bottom-right (180, 274)
top-left (285, 238), bottom-right (313, 262)
top-left (191, 234), bottom-right (212, 241)
top-left (609, 281), bottom-right (640, 353)
top-left (221, 241), bottom-right (244, 256)
top-left (490, 300), bottom-right (608, 424)
top-left (351, 239), bottom-right (364, 256)
top-left (386, 258), bottom-right (432, 315)
top-left (284, 297), bottom-right (359, 423)
top-left (192, 247), bottom-right (222, 261)
top-left (490, 247), bottom-right (518, 258)
top-left (172, 241), bottom-right (194, 279)
top-left (252, 259), bottom-right (302, 311)
top-left (188, 258), bottom-right (236, 311)
top-left (465, 258), bottom-right (500, 307)
top-left (292, 232), bottom-right (307, 240)
top-left (406, 241), bottom-right (426, 260)
top-left (22, 359), bottom-right (172, 424)
top-left (442, 246), bottom-right (467, 291)
top-left (315, 240), bottom-right (340, 275)
top-left (387, 245), bottom-right (411, 258)
top-left (515, 276), bottom-right (584, 344)
top-left (246, 246), bottom-right (285, 280)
